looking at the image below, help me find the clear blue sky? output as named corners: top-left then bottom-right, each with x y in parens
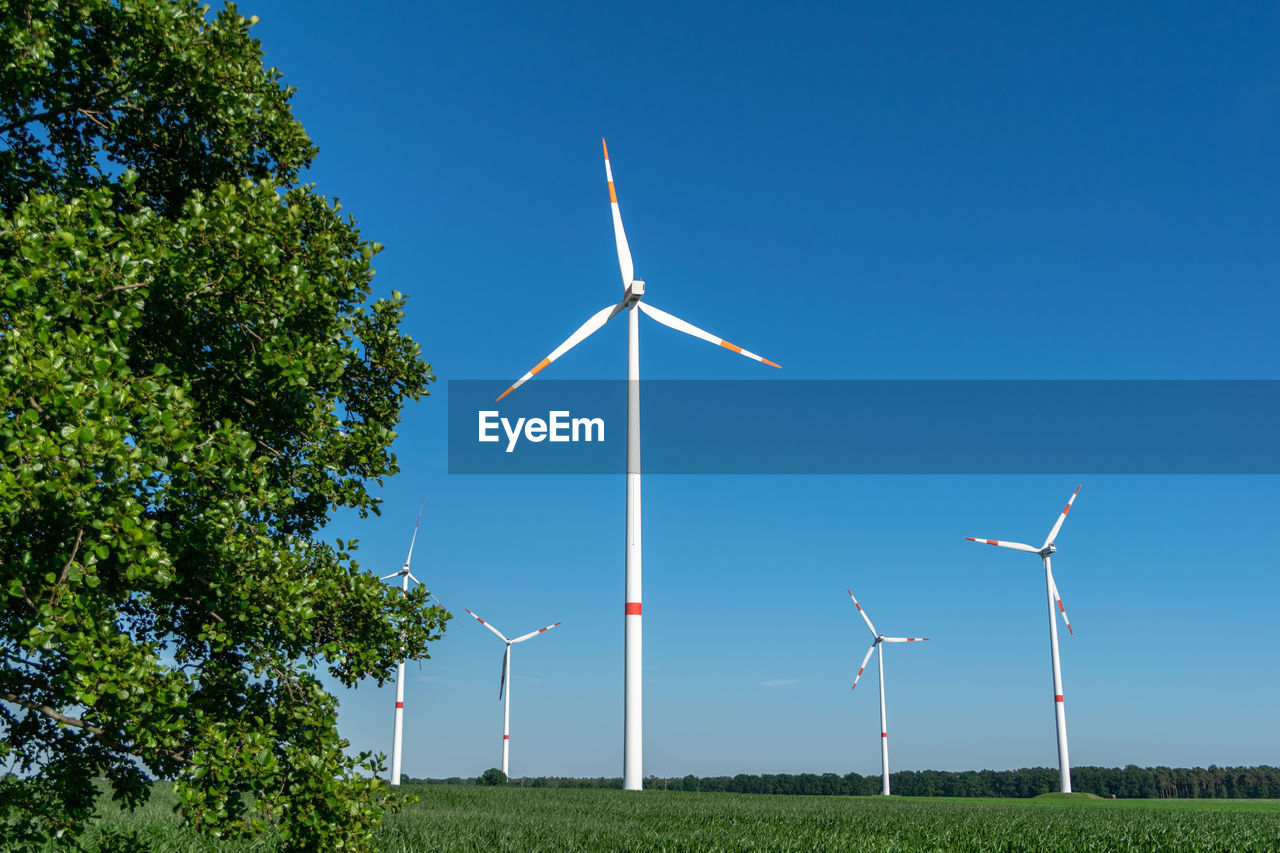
top-left (246, 1), bottom-right (1279, 778)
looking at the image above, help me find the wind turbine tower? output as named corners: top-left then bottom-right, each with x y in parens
top-left (847, 589), bottom-right (929, 796)
top-left (380, 501), bottom-right (426, 786)
top-left (966, 485), bottom-right (1082, 793)
top-left (496, 140), bottom-right (781, 789)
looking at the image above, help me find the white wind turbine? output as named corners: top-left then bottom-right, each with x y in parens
top-left (496, 139), bottom-right (780, 790)
top-left (464, 608), bottom-right (561, 777)
top-left (965, 485), bottom-right (1081, 793)
top-left (379, 501), bottom-right (426, 786)
top-left (847, 589), bottom-right (929, 796)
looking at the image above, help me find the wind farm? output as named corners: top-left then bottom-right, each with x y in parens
top-left (7, 1), bottom-right (1279, 849)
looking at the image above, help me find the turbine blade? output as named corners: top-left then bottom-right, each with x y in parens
top-left (403, 498), bottom-right (425, 568)
top-left (405, 572), bottom-right (422, 587)
top-left (464, 608), bottom-right (510, 643)
top-left (1048, 569), bottom-right (1074, 637)
top-left (882, 637), bottom-right (930, 643)
top-left (847, 589), bottom-right (878, 639)
top-left (379, 571), bottom-right (403, 581)
top-left (964, 537), bottom-right (1039, 553)
top-left (511, 621), bottom-right (563, 644)
top-left (603, 138), bottom-right (634, 286)
top-left (638, 302), bottom-right (781, 368)
top-left (495, 304), bottom-right (617, 401)
top-left (851, 643), bottom-right (877, 691)
top-left (1042, 485), bottom-right (1082, 551)
top-left (499, 645), bottom-right (508, 701)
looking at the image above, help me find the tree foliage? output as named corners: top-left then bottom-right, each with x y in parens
top-left (477, 768), bottom-right (507, 787)
top-left (0, 0), bottom-right (445, 847)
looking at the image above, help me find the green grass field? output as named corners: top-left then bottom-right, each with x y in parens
top-left (50, 784), bottom-right (1280, 852)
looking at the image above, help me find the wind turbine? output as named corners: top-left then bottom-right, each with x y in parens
top-left (965, 485), bottom-right (1081, 793)
top-left (496, 139), bottom-right (780, 790)
top-left (847, 589), bottom-right (929, 796)
top-left (463, 608), bottom-right (561, 777)
top-left (379, 500), bottom-right (426, 786)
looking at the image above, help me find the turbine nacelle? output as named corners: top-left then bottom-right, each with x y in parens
top-left (623, 279), bottom-right (645, 307)
top-left (1040, 543), bottom-right (1057, 557)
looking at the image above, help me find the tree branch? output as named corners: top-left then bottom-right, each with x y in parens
top-left (0, 85), bottom-right (123, 136)
top-left (57, 527), bottom-right (85, 584)
top-left (0, 691), bottom-right (189, 764)
top-left (92, 281), bottom-right (148, 300)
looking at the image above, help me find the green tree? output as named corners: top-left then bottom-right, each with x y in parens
top-left (477, 768), bottom-right (507, 787)
top-left (0, 0), bottom-right (445, 848)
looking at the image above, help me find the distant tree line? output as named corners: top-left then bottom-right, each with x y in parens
top-left (407, 766), bottom-right (1280, 799)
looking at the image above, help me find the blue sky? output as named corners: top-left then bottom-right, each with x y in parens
top-left (245, 1), bottom-right (1279, 778)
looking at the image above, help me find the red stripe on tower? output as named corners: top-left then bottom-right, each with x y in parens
top-left (504, 735), bottom-right (509, 740)
top-left (1055, 694), bottom-right (1064, 702)
top-left (395, 702), bottom-right (403, 709)
top-left (625, 602), bottom-right (642, 615)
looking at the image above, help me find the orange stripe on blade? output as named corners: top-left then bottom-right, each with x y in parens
top-left (602, 138), bottom-right (610, 159)
top-left (530, 357), bottom-right (551, 376)
top-left (495, 386), bottom-right (515, 402)
top-left (609, 181), bottom-right (617, 203)
top-left (719, 340), bottom-right (743, 354)
top-left (763, 358), bottom-right (781, 368)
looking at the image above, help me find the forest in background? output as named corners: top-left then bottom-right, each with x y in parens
top-left (411, 765), bottom-right (1280, 799)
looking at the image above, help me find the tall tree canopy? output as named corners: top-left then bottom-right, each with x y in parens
top-left (0, 0), bottom-right (445, 847)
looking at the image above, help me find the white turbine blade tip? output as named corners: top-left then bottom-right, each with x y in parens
top-left (1043, 485), bottom-right (1083, 549)
top-left (465, 608), bottom-right (509, 642)
top-left (404, 497), bottom-right (425, 565)
top-left (638, 303), bottom-right (781, 368)
top-left (496, 305), bottom-right (618, 401)
top-left (1049, 573), bottom-right (1074, 636)
top-left (965, 537), bottom-right (1038, 553)
top-left (603, 139), bottom-right (635, 286)
top-left (511, 621), bottom-right (563, 643)
top-left (851, 643), bottom-right (877, 690)
top-left (847, 589), bottom-right (878, 637)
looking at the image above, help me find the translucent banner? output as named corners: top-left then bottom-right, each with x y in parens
top-left (447, 380), bottom-right (1280, 474)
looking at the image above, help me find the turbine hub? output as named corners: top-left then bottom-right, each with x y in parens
top-left (1040, 543), bottom-right (1057, 556)
top-left (624, 279), bottom-right (645, 307)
